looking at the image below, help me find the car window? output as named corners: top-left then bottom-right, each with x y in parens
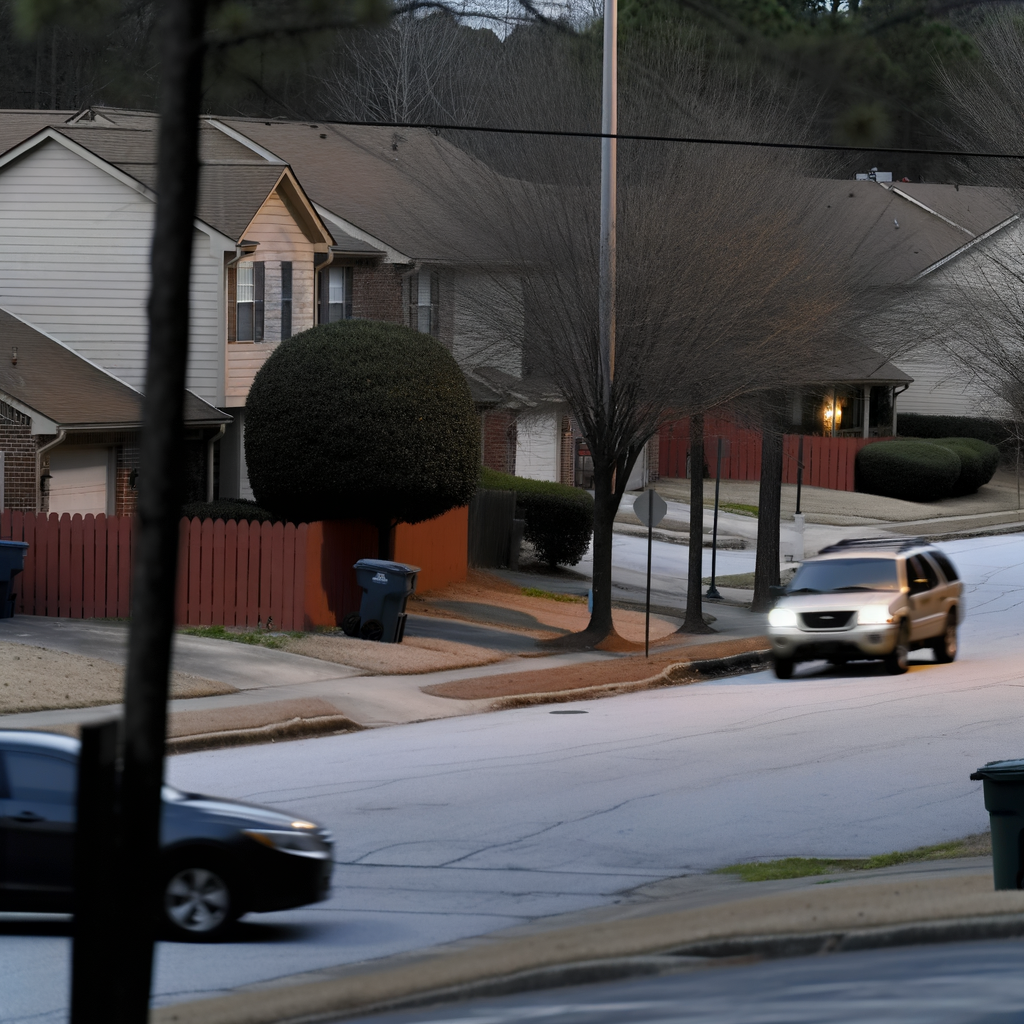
top-left (3, 752), bottom-right (77, 803)
top-left (929, 550), bottom-right (960, 582)
top-left (907, 555), bottom-right (938, 594)
top-left (787, 558), bottom-right (899, 594)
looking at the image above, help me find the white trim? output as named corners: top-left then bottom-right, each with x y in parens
top-left (203, 118), bottom-right (287, 165)
top-left (882, 183), bottom-right (973, 236)
top-left (913, 214), bottom-right (1021, 281)
top-left (313, 204), bottom-right (411, 264)
top-left (0, 388), bottom-right (58, 435)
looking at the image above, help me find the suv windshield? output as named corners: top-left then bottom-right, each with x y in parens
top-left (787, 557), bottom-right (899, 594)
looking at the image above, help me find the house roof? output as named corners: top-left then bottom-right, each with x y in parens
top-left (0, 308), bottom-right (229, 430)
top-left (813, 340), bottom-right (913, 386)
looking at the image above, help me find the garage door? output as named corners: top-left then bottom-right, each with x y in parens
top-left (48, 448), bottom-right (110, 516)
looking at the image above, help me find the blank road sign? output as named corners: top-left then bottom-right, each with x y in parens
top-left (633, 489), bottom-right (668, 528)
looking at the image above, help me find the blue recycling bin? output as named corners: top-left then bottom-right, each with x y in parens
top-left (0, 539), bottom-right (29, 618)
top-left (343, 559), bottom-right (421, 643)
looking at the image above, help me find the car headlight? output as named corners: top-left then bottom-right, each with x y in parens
top-left (768, 607), bottom-right (798, 627)
top-left (857, 604), bottom-right (895, 625)
top-left (243, 828), bottom-right (332, 859)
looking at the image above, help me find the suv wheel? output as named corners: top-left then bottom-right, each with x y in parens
top-left (162, 861), bottom-right (238, 941)
top-left (932, 613), bottom-right (958, 664)
top-left (773, 656), bottom-right (794, 679)
top-left (883, 622), bottom-right (910, 675)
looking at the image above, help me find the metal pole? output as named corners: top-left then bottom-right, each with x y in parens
top-left (796, 434), bottom-right (804, 516)
top-left (706, 437), bottom-right (722, 600)
top-left (599, 0), bottom-right (617, 416)
top-left (645, 515), bottom-right (652, 658)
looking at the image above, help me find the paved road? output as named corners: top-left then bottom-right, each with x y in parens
top-left (339, 937), bottom-right (1024, 1024)
top-left (4, 533), bottom-right (1024, 1020)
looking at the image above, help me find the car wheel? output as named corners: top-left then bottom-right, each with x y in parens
top-left (360, 618), bottom-right (384, 642)
top-left (883, 622), bottom-right (910, 675)
top-left (162, 862), bottom-right (237, 941)
top-left (773, 656), bottom-right (794, 679)
top-left (932, 613), bottom-right (958, 663)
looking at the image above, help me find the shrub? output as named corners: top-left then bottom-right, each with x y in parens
top-left (856, 440), bottom-right (961, 503)
top-left (898, 414), bottom-right (1013, 453)
top-left (481, 467), bottom-right (594, 566)
top-left (245, 321), bottom-right (480, 528)
top-left (180, 498), bottom-right (278, 523)
top-left (930, 438), bottom-right (999, 495)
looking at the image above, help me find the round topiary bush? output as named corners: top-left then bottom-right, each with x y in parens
top-left (244, 321), bottom-right (480, 528)
top-left (856, 440), bottom-right (961, 503)
top-left (932, 437), bottom-right (1000, 495)
top-left (480, 467), bottom-right (594, 566)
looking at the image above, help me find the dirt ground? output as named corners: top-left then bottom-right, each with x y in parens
top-left (0, 642), bottom-right (235, 715)
top-left (409, 571), bottom-right (679, 641)
top-left (282, 633), bottom-right (509, 674)
top-left (422, 635), bottom-right (769, 700)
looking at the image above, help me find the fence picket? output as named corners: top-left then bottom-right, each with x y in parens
top-left (281, 523), bottom-right (295, 630)
top-left (269, 521), bottom-right (285, 629)
top-left (258, 521), bottom-right (273, 627)
top-left (199, 518), bottom-right (214, 625)
top-left (246, 523), bottom-right (260, 627)
top-left (224, 519), bottom-right (238, 627)
top-left (212, 519), bottom-right (226, 626)
top-left (187, 518), bottom-right (201, 626)
top-left (69, 514), bottom-right (84, 618)
top-left (174, 517), bottom-right (189, 626)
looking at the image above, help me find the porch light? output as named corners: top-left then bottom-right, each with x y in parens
top-left (824, 399), bottom-right (842, 432)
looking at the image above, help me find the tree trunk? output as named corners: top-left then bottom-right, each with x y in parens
top-left (751, 425), bottom-right (783, 612)
top-left (114, 1), bottom-right (206, 1019)
top-left (586, 458), bottom-right (617, 640)
top-left (682, 413), bottom-right (713, 633)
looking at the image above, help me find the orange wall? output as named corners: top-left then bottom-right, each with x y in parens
top-left (393, 506), bottom-right (468, 594)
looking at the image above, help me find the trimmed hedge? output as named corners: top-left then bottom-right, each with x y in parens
top-left (856, 436), bottom-right (1000, 502)
top-left (180, 498), bottom-right (278, 523)
top-left (856, 440), bottom-right (961, 502)
top-left (481, 467), bottom-right (594, 566)
top-left (245, 321), bottom-right (480, 526)
top-left (898, 413), bottom-right (1012, 452)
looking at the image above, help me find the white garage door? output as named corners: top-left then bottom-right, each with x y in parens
top-left (48, 448), bottom-right (110, 516)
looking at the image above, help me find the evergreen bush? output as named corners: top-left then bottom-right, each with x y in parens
top-left (244, 321), bottom-right (480, 528)
top-left (180, 498), bottom-right (277, 523)
top-left (931, 437), bottom-right (999, 495)
top-left (855, 440), bottom-right (961, 502)
top-left (898, 414), bottom-right (1012, 453)
top-left (481, 467), bottom-right (594, 566)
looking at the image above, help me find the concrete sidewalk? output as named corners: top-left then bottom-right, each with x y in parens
top-left (151, 857), bottom-right (1019, 1024)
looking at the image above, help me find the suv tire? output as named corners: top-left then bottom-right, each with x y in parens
top-left (932, 612), bottom-right (958, 664)
top-left (773, 656), bottom-right (794, 679)
top-left (883, 622), bottom-right (910, 675)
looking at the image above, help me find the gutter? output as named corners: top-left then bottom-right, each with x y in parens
top-left (36, 429), bottom-right (67, 513)
top-left (206, 423), bottom-right (226, 502)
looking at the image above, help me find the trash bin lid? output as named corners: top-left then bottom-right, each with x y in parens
top-left (0, 540), bottom-right (28, 549)
top-left (353, 559), bottom-right (421, 575)
top-left (970, 758), bottom-right (1024, 781)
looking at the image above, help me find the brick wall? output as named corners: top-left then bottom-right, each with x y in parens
top-left (352, 262), bottom-right (404, 323)
top-left (0, 400), bottom-right (37, 511)
top-left (481, 409), bottom-right (517, 474)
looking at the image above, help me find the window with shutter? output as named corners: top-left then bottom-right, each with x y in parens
top-left (236, 261), bottom-right (254, 341)
top-left (254, 261), bottom-right (265, 342)
top-left (318, 266), bottom-right (352, 323)
top-left (408, 269), bottom-right (438, 336)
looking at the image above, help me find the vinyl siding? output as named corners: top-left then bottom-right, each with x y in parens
top-left (895, 346), bottom-right (1008, 419)
top-left (0, 139), bottom-right (226, 404)
top-left (225, 190), bottom-right (318, 405)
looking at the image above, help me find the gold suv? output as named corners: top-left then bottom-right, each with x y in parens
top-left (767, 538), bottom-right (963, 679)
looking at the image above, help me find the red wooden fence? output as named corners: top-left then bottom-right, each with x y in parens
top-left (0, 507), bottom-right (468, 627)
top-left (658, 415), bottom-right (892, 492)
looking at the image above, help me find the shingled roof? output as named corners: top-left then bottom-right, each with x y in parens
top-left (0, 308), bottom-right (229, 430)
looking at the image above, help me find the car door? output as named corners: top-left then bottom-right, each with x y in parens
top-left (0, 747), bottom-right (77, 909)
top-left (906, 554), bottom-right (943, 642)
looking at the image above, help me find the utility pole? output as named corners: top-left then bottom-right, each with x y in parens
top-left (600, 0), bottom-right (617, 416)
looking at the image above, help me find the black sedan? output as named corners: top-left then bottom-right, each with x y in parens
top-left (0, 730), bottom-right (333, 940)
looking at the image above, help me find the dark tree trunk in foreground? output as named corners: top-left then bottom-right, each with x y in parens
top-left (682, 412), bottom-right (714, 633)
top-left (115, 0), bottom-right (206, 1018)
top-left (588, 457), bottom-right (618, 640)
top-left (751, 426), bottom-right (783, 612)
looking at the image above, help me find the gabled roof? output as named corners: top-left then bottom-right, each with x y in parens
top-left (0, 308), bottom-right (229, 430)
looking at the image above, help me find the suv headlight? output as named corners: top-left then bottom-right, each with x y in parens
top-left (243, 829), bottom-right (332, 859)
top-left (857, 604), bottom-right (895, 625)
top-left (768, 607), bottom-right (798, 627)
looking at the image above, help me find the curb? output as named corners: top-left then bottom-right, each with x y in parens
top-left (166, 715), bottom-right (362, 755)
top-left (491, 649), bottom-right (771, 709)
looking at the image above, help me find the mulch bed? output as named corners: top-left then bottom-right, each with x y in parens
top-left (422, 635), bottom-right (769, 700)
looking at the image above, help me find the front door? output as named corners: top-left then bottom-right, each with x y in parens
top-left (0, 749), bottom-right (77, 910)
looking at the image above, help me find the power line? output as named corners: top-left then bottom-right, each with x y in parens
top-left (320, 117), bottom-right (1021, 160)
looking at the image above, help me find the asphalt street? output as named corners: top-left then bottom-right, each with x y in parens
top-left (3, 532), bottom-right (1024, 1021)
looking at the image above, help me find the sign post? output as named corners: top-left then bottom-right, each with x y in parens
top-left (633, 488), bottom-right (668, 657)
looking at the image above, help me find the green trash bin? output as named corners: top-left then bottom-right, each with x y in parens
top-left (970, 759), bottom-right (1024, 889)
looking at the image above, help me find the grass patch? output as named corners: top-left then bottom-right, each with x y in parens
top-left (181, 624), bottom-right (302, 650)
top-left (702, 567), bottom-right (797, 591)
top-left (721, 503), bottom-right (759, 517)
top-left (716, 833), bottom-right (992, 882)
top-left (521, 587), bottom-right (586, 604)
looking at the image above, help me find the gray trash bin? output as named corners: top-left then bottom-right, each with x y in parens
top-left (0, 539), bottom-right (29, 618)
top-left (971, 759), bottom-right (1024, 889)
top-left (343, 559), bottom-right (421, 643)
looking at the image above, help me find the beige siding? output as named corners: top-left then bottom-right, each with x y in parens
top-left (226, 189), bottom-right (318, 403)
top-left (0, 139), bottom-right (227, 405)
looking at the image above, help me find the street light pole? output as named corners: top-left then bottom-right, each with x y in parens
top-left (599, 0), bottom-right (617, 417)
